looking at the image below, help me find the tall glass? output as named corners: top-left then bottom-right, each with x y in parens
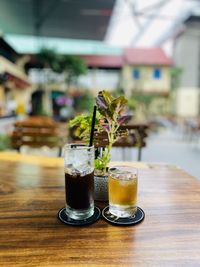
top-left (108, 166), bottom-right (138, 218)
top-left (64, 144), bottom-right (94, 220)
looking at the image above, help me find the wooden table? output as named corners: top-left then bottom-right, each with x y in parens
top-left (0, 152), bottom-right (200, 267)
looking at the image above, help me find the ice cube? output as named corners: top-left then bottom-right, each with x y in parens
top-left (65, 148), bottom-right (93, 176)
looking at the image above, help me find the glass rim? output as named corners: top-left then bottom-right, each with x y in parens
top-left (108, 165), bottom-right (138, 176)
top-left (63, 143), bottom-right (94, 150)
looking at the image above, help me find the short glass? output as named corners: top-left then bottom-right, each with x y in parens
top-left (64, 144), bottom-right (94, 220)
top-left (108, 166), bottom-right (138, 218)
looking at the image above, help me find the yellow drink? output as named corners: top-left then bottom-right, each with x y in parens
top-left (109, 176), bottom-right (137, 205)
top-left (108, 166), bottom-right (138, 217)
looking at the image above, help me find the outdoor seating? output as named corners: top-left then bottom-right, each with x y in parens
top-left (11, 116), bottom-right (67, 156)
top-left (94, 124), bottom-right (149, 161)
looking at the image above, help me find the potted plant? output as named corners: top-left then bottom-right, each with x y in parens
top-left (69, 90), bottom-right (129, 200)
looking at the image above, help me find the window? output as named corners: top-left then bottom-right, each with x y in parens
top-left (153, 68), bottom-right (161, 79)
top-left (133, 69), bottom-right (140, 80)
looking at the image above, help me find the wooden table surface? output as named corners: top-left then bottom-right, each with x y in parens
top-left (0, 152), bottom-right (200, 267)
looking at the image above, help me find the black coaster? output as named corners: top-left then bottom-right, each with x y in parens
top-left (58, 206), bottom-right (101, 226)
top-left (102, 206), bottom-right (145, 226)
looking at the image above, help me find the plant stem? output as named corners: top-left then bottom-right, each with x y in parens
top-left (101, 119), bottom-right (118, 175)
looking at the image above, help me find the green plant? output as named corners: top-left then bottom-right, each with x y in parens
top-left (70, 112), bottom-right (101, 141)
top-left (129, 92), bottom-right (169, 120)
top-left (0, 135), bottom-right (11, 151)
top-left (70, 90), bottom-right (129, 175)
top-left (38, 48), bottom-right (87, 87)
top-left (73, 91), bottom-right (94, 112)
top-left (170, 67), bottom-right (183, 90)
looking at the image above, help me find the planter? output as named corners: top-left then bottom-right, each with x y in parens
top-left (94, 175), bottom-right (108, 201)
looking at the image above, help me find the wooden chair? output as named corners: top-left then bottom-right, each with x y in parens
top-left (94, 124), bottom-right (149, 161)
top-left (11, 117), bottom-right (67, 156)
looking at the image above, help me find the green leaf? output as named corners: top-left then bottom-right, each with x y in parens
top-left (69, 112), bottom-right (102, 141)
top-left (102, 90), bottom-right (113, 105)
top-left (94, 149), bottom-right (110, 174)
top-left (111, 96), bottom-right (128, 115)
top-left (96, 91), bottom-right (113, 118)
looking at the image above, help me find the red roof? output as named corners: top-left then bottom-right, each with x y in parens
top-left (124, 48), bottom-right (172, 66)
top-left (80, 55), bottom-right (123, 68)
top-left (79, 48), bottom-right (172, 68)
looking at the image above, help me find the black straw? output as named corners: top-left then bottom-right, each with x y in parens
top-left (89, 105), bottom-right (96, 147)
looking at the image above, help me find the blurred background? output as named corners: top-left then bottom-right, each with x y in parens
top-left (0, 0), bottom-right (200, 178)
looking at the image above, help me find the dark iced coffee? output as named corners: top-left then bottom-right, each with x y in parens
top-left (65, 171), bottom-right (94, 210)
top-left (63, 144), bottom-right (94, 220)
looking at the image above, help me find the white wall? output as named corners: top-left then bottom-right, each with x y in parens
top-left (174, 27), bottom-right (200, 88)
top-left (175, 88), bottom-right (200, 117)
top-left (78, 69), bottom-right (120, 92)
top-left (173, 22), bottom-right (200, 117)
top-left (29, 68), bottom-right (121, 92)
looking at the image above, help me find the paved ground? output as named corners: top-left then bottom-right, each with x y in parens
top-left (111, 127), bottom-right (200, 179)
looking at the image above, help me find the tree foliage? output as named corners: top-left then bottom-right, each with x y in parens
top-left (38, 48), bottom-right (87, 85)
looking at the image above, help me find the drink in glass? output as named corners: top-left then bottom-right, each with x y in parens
top-left (108, 166), bottom-right (138, 218)
top-left (64, 144), bottom-right (94, 220)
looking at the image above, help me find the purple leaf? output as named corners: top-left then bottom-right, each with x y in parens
top-left (117, 115), bottom-right (131, 125)
top-left (96, 95), bottom-right (108, 110)
top-left (102, 124), bottom-right (109, 131)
